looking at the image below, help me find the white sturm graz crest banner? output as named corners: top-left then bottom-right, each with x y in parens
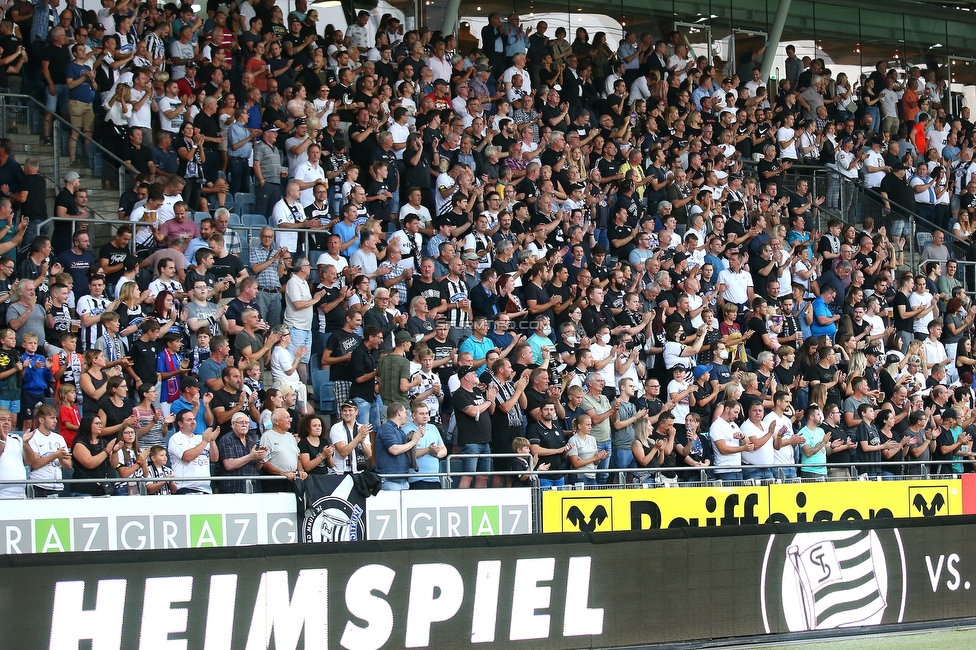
top-left (761, 529), bottom-right (908, 632)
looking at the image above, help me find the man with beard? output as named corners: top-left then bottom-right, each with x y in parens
top-left (56, 230), bottom-right (94, 294)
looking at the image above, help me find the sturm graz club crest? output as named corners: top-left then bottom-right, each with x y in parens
top-left (761, 529), bottom-right (907, 633)
top-left (301, 474), bottom-right (366, 543)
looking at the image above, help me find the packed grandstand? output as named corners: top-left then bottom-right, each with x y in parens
top-left (0, 0), bottom-right (974, 499)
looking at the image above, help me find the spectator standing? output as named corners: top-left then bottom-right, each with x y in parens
top-left (168, 410), bottom-right (219, 494)
top-left (260, 408), bottom-right (307, 491)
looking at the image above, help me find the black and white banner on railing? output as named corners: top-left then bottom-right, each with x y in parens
top-left (4, 519), bottom-right (976, 649)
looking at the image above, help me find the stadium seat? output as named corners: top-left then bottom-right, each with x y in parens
top-left (227, 212), bottom-right (242, 225)
top-left (235, 192), bottom-right (256, 213)
top-left (243, 213), bottom-right (267, 227)
top-left (223, 201), bottom-right (240, 214)
top-left (311, 369), bottom-right (335, 414)
top-left (194, 211), bottom-right (210, 225)
top-left (917, 230), bottom-right (934, 252)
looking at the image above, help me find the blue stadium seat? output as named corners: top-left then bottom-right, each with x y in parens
top-left (235, 192), bottom-right (256, 213)
top-left (311, 369), bottom-right (335, 414)
top-left (917, 230), bottom-right (934, 252)
top-left (223, 201), bottom-right (240, 214)
top-left (194, 211), bottom-right (210, 225)
top-left (243, 213), bottom-right (267, 227)
top-left (227, 212), bottom-right (242, 226)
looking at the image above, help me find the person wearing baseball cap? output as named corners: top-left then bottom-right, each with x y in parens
top-left (452, 365), bottom-right (495, 488)
top-left (168, 376), bottom-right (208, 436)
top-left (329, 401), bottom-right (373, 474)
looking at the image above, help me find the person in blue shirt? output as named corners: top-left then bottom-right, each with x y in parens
top-left (404, 403), bottom-right (447, 489)
top-left (459, 316), bottom-right (496, 366)
top-left (20, 331), bottom-right (52, 431)
top-left (65, 43), bottom-right (96, 169)
top-left (169, 377), bottom-right (214, 443)
top-left (374, 403), bottom-right (419, 491)
top-left (811, 285), bottom-right (841, 341)
top-left (703, 236), bottom-right (727, 274)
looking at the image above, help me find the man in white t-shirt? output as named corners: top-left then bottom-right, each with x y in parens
top-left (125, 68), bottom-right (154, 140)
top-left (743, 68), bottom-right (765, 97)
top-left (717, 251), bottom-right (754, 314)
top-left (764, 390), bottom-right (800, 479)
top-left (294, 143), bottom-right (327, 207)
top-left (775, 113), bottom-right (799, 161)
top-left (709, 400), bottom-right (747, 480)
top-left (862, 138), bottom-right (889, 188)
top-left (157, 80), bottom-right (187, 134)
top-left (317, 235), bottom-right (350, 283)
top-left (168, 410), bottom-right (219, 494)
top-left (389, 107), bottom-right (410, 159)
top-left (741, 401), bottom-right (776, 481)
top-left (330, 400), bottom-right (373, 473)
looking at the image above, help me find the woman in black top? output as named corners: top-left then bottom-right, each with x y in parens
top-left (97, 376), bottom-right (137, 438)
top-left (176, 120), bottom-right (205, 212)
top-left (117, 281), bottom-right (149, 346)
top-left (79, 349), bottom-right (110, 419)
top-left (71, 415), bottom-right (119, 496)
top-left (298, 414), bottom-right (336, 475)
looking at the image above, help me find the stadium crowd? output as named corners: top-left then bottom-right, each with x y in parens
top-left (2, 1), bottom-right (976, 496)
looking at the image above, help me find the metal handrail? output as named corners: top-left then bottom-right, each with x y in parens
top-left (0, 94), bottom-right (138, 178)
top-left (738, 158), bottom-right (963, 272)
top-left (1, 457), bottom-right (966, 485)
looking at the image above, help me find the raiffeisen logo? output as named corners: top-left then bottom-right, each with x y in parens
top-left (47, 557), bottom-right (605, 649)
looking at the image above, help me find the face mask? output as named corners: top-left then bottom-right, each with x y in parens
top-left (600, 334), bottom-right (611, 344)
top-left (566, 336), bottom-right (578, 346)
top-left (542, 326), bottom-right (552, 336)
top-left (719, 350), bottom-right (729, 360)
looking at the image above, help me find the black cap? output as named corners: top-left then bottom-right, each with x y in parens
top-left (864, 346), bottom-right (881, 356)
top-left (180, 377), bottom-right (200, 390)
top-left (457, 365), bottom-right (478, 379)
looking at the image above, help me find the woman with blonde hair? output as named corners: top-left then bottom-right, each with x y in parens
top-left (712, 382), bottom-right (744, 424)
top-left (117, 281), bottom-right (148, 343)
top-left (631, 416), bottom-right (656, 485)
top-left (568, 413), bottom-right (604, 486)
top-left (566, 146), bottom-right (587, 177)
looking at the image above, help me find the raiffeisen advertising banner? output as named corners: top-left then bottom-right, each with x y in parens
top-left (543, 479), bottom-right (966, 533)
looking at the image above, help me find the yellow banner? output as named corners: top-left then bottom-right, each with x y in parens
top-left (542, 480), bottom-right (963, 533)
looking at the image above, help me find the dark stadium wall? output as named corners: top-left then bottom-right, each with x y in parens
top-left (3, 516), bottom-right (976, 649)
